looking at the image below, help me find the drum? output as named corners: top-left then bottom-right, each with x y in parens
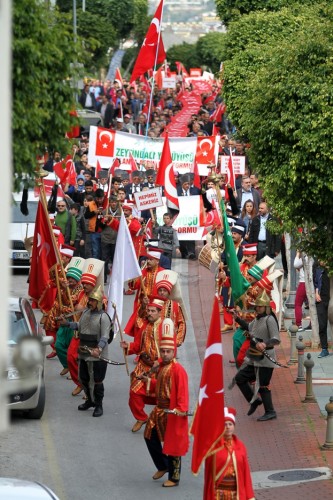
top-left (198, 245), bottom-right (219, 274)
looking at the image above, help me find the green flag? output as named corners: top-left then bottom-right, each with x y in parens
top-left (220, 200), bottom-right (250, 302)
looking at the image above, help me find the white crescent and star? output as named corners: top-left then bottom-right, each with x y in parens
top-left (204, 342), bottom-right (222, 359)
top-left (198, 383), bottom-right (224, 406)
top-left (199, 384), bottom-right (208, 406)
top-left (99, 130), bottom-right (113, 150)
top-left (198, 138), bottom-right (213, 157)
top-left (37, 233), bottom-right (50, 257)
top-left (165, 162), bottom-right (178, 204)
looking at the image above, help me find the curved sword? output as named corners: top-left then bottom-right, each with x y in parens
top-left (79, 345), bottom-right (125, 366)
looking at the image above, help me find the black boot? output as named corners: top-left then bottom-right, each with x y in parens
top-left (78, 400), bottom-right (95, 411)
top-left (78, 388), bottom-right (95, 411)
top-left (257, 389), bottom-right (277, 421)
top-left (93, 383), bottom-right (104, 417)
top-left (247, 398), bottom-right (262, 416)
top-left (93, 405), bottom-right (103, 417)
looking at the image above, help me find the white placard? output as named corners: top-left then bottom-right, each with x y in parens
top-left (162, 76), bottom-right (176, 89)
top-left (220, 156), bottom-right (246, 175)
top-left (134, 187), bottom-right (163, 210)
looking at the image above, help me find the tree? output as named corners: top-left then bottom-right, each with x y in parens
top-left (12, 0), bottom-right (79, 190)
top-left (214, 0), bottom-right (314, 25)
top-left (166, 42), bottom-right (200, 72)
top-left (221, 2), bottom-right (333, 268)
top-left (196, 33), bottom-right (226, 74)
top-left (56, 0), bottom-right (149, 73)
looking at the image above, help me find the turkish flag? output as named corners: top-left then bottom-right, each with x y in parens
top-left (196, 136), bottom-right (216, 165)
top-left (192, 157), bottom-right (201, 190)
top-left (202, 209), bottom-right (221, 237)
top-left (95, 127), bottom-right (115, 157)
top-left (175, 61), bottom-right (189, 78)
top-left (53, 160), bottom-right (67, 184)
top-left (128, 153), bottom-right (138, 179)
top-left (96, 159), bottom-right (102, 178)
top-left (114, 67), bottom-right (127, 98)
top-left (65, 156), bottom-right (77, 186)
top-left (210, 102), bottom-right (226, 123)
top-left (154, 65), bottom-right (164, 90)
top-left (110, 157), bottom-right (120, 176)
top-left (66, 109), bottom-right (80, 139)
top-left (226, 155), bottom-right (235, 189)
top-left (155, 135), bottom-right (179, 212)
top-left (28, 201), bottom-right (58, 305)
top-left (190, 297), bottom-right (224, 475)
top-left (130, 0), bottom-right (166, 82)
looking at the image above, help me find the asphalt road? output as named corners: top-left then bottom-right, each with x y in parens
top-left (2, 263), bottom-right (204, 500)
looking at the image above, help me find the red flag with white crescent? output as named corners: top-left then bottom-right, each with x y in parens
top-left (65, 155), bottom-right (77, 186)
top-left (155, 135), bottom-right (179, 212)
top-left (130, 0), bottom-right (166, 83)
top-left (110, 157), bottom-right (120, 176)
top-left (96, 159), bottom-right (102, 177)
top-left (128, 153), bottom-right (138, 178)
top-left (28, 201), bottom-right (58, 305)
top-left (95, 127), bottom-right (115, 157)
top-left (195, 136), bottom-right (216, 165)
top-left (226, 155), bottom-right (235, 189)
top-left (192, 157), bottom-right (201, 190)
top-left (190, 297), bottom-right (224, 475)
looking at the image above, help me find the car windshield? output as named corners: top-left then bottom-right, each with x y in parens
top-left (9, 311), bottom-right (30, 344)
top-left (11, 201), bottom-right (38, 223)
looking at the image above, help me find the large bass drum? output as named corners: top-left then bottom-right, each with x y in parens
top-left (198, 245), bottom-right (219, 274)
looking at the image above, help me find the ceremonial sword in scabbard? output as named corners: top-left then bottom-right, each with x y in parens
top-left (79, 345), bottom-right (126, 366)
top-left (164, 409), bottom-right (194, 417)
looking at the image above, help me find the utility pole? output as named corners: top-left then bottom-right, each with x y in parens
top-left (0, 0), bottom-right (12, 432)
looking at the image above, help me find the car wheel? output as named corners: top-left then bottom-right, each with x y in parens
top-left (24, 383), bottom-right (46, 419)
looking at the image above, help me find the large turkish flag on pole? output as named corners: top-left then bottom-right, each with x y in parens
top-left (28, 200), bottom-right (58, 303)
top-left (190, 296), bottom-right (225, 475)
top-left (130, 0), bottom-right (166, 83)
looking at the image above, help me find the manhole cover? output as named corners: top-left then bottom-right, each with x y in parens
top-left (268, 470), bottom-right (325, 482)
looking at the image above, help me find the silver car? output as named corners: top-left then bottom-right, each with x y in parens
top-left (7, 297), bottom-right (52, 419)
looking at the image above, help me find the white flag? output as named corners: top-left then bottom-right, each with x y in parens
top-left (107, 212), bottom-right (142, 331)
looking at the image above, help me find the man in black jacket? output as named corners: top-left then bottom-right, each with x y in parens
top-left (248, 202), bottom-right (281, 260)
top-left (236, 176), bottom-right (261, 213)
top-left (97, 95), bottom-right (114, 129)
top-left (313, 261), bottom-right (331, 358)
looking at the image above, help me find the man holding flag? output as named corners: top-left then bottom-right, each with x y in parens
top-left (203, 407), bottom-right (255, 499)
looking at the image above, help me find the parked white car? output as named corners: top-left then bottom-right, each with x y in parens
top-left (0, 477), bottom-right (60, 499)
top-left (8, 297), bottom-right (52, 419)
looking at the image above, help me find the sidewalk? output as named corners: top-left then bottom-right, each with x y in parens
top-left (189, 260), bottom-right (333, 499)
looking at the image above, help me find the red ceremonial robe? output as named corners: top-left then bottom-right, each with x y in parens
top-left (204, 435), bottom-right (255, 500)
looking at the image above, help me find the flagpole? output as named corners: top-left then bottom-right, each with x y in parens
top-left (144, 0), bottom-right (165, 138)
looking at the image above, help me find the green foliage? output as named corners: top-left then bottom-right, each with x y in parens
top-left (167, 43), bottom-right (201, 73)
top-left (215, 0), bottom-right (315, 25)
top-left (56, 0), bottom-right (149, 73)
top-left (75, 10), bottom-right (117, 72)
top-left (196, 33), bottom-right (226, 74)
top-left (221, 2), bottom-right (333, 267)
top-left (12, 0), bottom-right (78, 190)
top-left (166, 33), bottom-right (226, 75)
